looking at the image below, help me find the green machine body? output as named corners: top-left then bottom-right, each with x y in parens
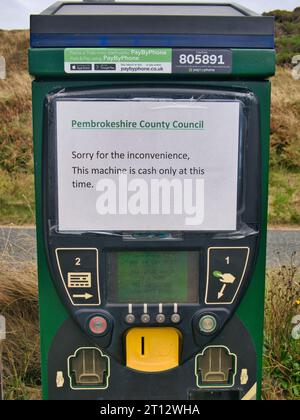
top-left (29, 1), bottom-right (275, 400)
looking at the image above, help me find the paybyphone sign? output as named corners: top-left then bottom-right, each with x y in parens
top-left (56, 100), bottom-right (240, 231)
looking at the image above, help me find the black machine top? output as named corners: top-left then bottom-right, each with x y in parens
top-left (46, 3), bottom-right (255, 16)
top-left (30, 1), bottom-right (274, 49)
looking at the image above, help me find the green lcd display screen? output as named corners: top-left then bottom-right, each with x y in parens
top-left (106, 251), bottom-right (199, 303)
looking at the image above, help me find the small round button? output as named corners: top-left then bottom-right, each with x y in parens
top-left (156, 314), bottom-right (166, 324)
top-left (141, 314), bottom-right (150, 323)
top-left (199, 315), bottom-right (217, 334)
top-left (125, 314), bottom-right (135, 324)
top-left (88, 316), bottom-right (108, 335)
top-left (171, 313), bottom-right (181, 324)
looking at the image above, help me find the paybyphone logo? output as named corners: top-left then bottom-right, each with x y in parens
top-left (95, 174), bottom-right (204, 226)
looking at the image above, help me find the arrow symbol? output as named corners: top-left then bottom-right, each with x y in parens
top-left (218, 284), bottom-right (227, 300)
top-left (72, 293), bottom-right (93, 300)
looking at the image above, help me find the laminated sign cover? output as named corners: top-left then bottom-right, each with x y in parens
top-left (56, 100), bottom-right (240, 231)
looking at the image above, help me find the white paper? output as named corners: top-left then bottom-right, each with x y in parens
top-left (56, 100), bottom-right (240, 231)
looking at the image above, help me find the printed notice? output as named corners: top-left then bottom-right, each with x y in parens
top-left (56, 100), bottom-right (240, 231)
top-left (64, 48), bottom-right (232, 74)
top-left (65, 48), bottom-right (172, 74)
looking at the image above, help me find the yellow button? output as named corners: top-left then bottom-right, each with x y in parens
top-left (126, 327), bottom-right (181, 372)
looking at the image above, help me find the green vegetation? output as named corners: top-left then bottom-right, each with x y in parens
top-left (269, 170), bottom-right (300, 225)
top-left (0, 169), bottom-right (34, 224)
top-left (0, 30), bottom-right (34, 225)
top-left (268, 67), bottom-right (300, 226)
top-left (264, 8), bottom-right (300, 65)
top-left (263, 260), bottom-right (300, 400)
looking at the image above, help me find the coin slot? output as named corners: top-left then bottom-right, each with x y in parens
top-left (141, 336), bottom-right (145, 356)
top-left (126, 327), bottom-right (180, 372)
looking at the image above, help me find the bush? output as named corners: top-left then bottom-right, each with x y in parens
top-left (264, 9), bottom-right (300, 65)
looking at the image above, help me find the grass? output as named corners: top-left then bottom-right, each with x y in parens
top-left (269, 170), bottom-right (300, 226)
top-left (268, 67), bottom-right (300, 226)
top-left (0, 31), bottom-right (32, 174)
top-left (270, 67), bottom-right (300, 171)
top-left (0, 169), bottom-right (35, 225)
top-left (0, 30), bottom-right (35, 225)
top-left (263, 256), bottom-right (300, 400)
top-left (0, 252), bottom-right (299, 400)
top-left (0, 259), bottom-right (41, 400)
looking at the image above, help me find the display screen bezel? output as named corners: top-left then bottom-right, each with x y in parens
top-left (106, 250), bottom-right (200, 304)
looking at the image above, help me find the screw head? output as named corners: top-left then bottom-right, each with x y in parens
top-left (156, 314), bottom-right (166, 324)
top-left (125, 314), bottom-right (135, 324)
top-left (141, 314), bottom-right (151, 323)
top-left (199, 315), bottom-right (217, 334)
top-left (171, 313), bottom-right (181, 324)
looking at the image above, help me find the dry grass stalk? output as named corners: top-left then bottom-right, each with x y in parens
top-left (0, 256), bottom-right (41, 400)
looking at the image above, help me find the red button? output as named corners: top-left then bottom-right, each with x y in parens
top-left (88, 316), bottom-right (108, 335)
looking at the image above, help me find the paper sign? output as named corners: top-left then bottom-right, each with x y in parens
top-left (56, 100), bottom-right (240, 231)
